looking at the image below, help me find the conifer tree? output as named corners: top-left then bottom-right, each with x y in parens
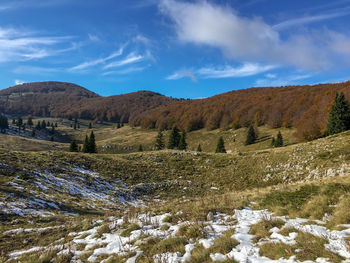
top-left (275, 131), bottom-right (283, 147)
top-left (36, 121), bottom-right (41, 130)
top-left (69, 140), bottom-right (79, 152)
top-left (50, 136), bottom-right (54, 141)
top-left (271, 137), bottom-right (275, 147)
top-left (17, 116), bottom-right (23, 127)
top-left (88, 131), bottom-right (97, 153)
top-left (12, 119), bottom-right (16, 125)
top-left (88, 122), bottom-right (92, 129)
top-left (197, 144), bottom-right (202, 152)
top-left (216, 136), bottom-right (226, 153)
top-left (55, 122), bottom-right (58, 128)
top-left (73, 123), bottom-right (77, 130)
top-left (245, 125), bottom-right (256, 145)
top-left (178, 131), bottom-right (187, 150)
top-left (31, 129), bottom-right (36, 137)
top-left (50, 126), bottom-right (55, 135)
top-left (82, 135), bottom-right (89, 153)
top-left (155, 131), bottom-right (164, 150)
top-left (138, 144), bottom-right (143, 152)
top-left (27, 117), bottom-right (33, 128)
top-left (42, 120), bottom-right (46, 129)
top-left (47, 121), bottom-right (50, 126)
top-left (0, 114), bottom-right (8, 133)
top-left (167, 125), bottom-right (181, 149)
top-left (327, 92), bottom-right (350, 135)
top-left (117, 123), bottom-right (121, 129)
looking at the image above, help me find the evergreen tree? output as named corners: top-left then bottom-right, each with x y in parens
top-left (82, 135), bottom-right (89, 153)
top-left (178, 131), bottom-right (187, 150)
top-left (155, 131), bottom-right (165, 150)
top-left (69, 140), bottom-right (79, 152)
top-left (88, 131), bottom-right (97, 153)
top-left (197, 144), bottom-right (202, 152)
top-left (0, 114), bottom-right (8, 133)
top-left (117, 123), bottom-right (121, 129)
top-left (78, 123), bottom-right (80, 129)
top-left (216, 136), bottom-right (226, 153)
top-left (167, 126), bottom-right (181, 149)
top-left (17, 116), bottom-right (23, 127)
top-left (326, 92), bottom-right (350, 135)
top-left (121, 122), bottom-right (124, 127)
top-left (31, 129), bottom-right (36, 137)
top-left (275, 131), bottom-right (283, 147)
top-left (47, 121), bottom-right (50, 126)
top-left (12, 119), bottom-right (16, 125)
top-left (73, 123), bottom-right (77, 130)
top-left (88, 122), bottom-right (92, 129)
top-left (36, 121), bottom-right (41, 130)
top-left (138, 144), bottom-right (143, 152)
top-left (55, 122), bottom-right (58, 127)
top-left (271, 137), bottom-right (276, 147)
top-left (27, 117), bottom-right (33, 128)
top-left (50, 126), bottom-right (55, 135)
top-left (50, 136), bottom-right (54, 142)
top-left (42, 120), bottom-right (46, 129)
top-left (245, 125), bottom-right (256, 145)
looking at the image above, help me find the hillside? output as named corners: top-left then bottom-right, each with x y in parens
top-left (0, 130), bottom-right (349, 262)
top-left (131, 81), bottom-right (350, 141)
top-left (0, 82), bottom-right (180, 123)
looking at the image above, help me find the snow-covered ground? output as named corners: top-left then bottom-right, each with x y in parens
top-left (0, 166), bottom-right (143, 217)
top-left (6, 208), bottom-right (350, 262)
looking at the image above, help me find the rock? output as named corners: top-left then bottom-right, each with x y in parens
top-left (326, 169), bottom-right (337, 177)
top-left (207, 211), bottom-right (214, 221)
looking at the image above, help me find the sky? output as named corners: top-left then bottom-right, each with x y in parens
top-left (0, 0), bottom-right (350, 99)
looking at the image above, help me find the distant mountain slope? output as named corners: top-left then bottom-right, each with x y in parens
top-left (0, 81), bottom-right (99, 117)
top-left (0, 82), bottom-right (180, 123)
top-left (130, 81), bottom-right (350, 140)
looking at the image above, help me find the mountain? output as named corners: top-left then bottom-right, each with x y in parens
top-left (0, 81), bottom-right (99, 117)
top-left (131, 81), bottom-right (350, 141)
top-left (0, 81), bottom-right (180, 123)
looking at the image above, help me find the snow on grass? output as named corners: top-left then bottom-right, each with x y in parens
top-left (3, 225), bottom-right (64, 235)
top-left (5, 209), bottom-right (350, 262)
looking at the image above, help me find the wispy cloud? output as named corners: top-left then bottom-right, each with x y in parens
top-left (13, 65), bottom-right (61, 75)
top-left (273, 9), bottom-right (350, 30)
top-left (102, 66), bottom-right (147, 76)
top-left (103, 52), bottom-right (144, 70)
top-left (197, 63), bottom-right (276, 79)
top-left (166, 70), bottom-right (197, 82)
top-left (159, 0), bottom-right (350, 71)
top-left (0, 26), bottom-right (75, 63)
top-left (167, 63), bottom-right (275, 81)
top-left (70, 47), bottom-right (124, 71)
top-left (254, 73), bottom-right (313, 87)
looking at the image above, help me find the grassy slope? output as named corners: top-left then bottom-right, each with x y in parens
top-left (0, 122), bottom-right (350, 262)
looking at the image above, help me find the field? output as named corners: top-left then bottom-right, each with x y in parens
top-left (0, 118), bottom-right (349, 262)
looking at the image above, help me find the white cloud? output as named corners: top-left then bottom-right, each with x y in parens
top-left (102, 66), bottom-right (147, 76)
top-left (70, 48), bottom-right (124, 71)
top-left (167, 63), bottom-right (274, 81)
top-left (88, 34), bottom-right (101, 42)
top-left (197, 63), bottom-right (276, 79)
top-left (0, 26), bottom-right (74, 63)
top-left (103, 52), bottom-right (144, 69)
top-left (254, 74), bottom-right (312, 87)
top-left (159, 0), bottom-right (350, 71)
top-left (273, 9), bottom-right (350, 30)
top-left (15, 80), bottom-right (24, 85)
top-left (166, 69), bottom-right (197, 82)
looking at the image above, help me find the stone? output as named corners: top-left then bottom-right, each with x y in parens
top-left (207, 211), bottom-right (214, 221)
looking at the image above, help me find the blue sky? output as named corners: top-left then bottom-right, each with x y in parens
top-left (0, 0), bottom-right (350, 98)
